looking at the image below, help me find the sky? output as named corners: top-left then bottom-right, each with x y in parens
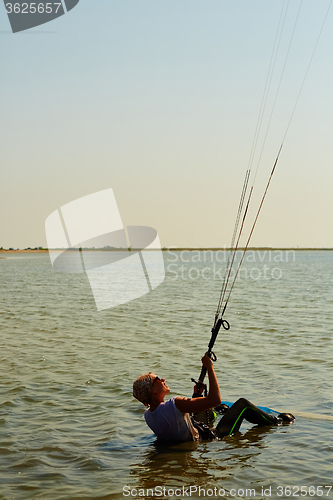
top-left (1, 0), bottom-right (332, 249)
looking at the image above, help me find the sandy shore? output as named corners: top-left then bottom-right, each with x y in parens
top-left (0, 249), bottom-right (48, 254)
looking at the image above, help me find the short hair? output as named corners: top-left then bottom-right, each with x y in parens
top-left (133, 372), bottom-right (156, 407)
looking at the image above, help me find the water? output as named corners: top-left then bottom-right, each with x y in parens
top-left (0, 250), bottom-right (332, 500)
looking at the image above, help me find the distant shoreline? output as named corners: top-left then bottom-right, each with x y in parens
top-left (0, 249), bottom-right (49, 253)
top-left (0, 247), bottom-right (332, 254)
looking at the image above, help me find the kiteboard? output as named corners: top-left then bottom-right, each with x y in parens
top-left (220, 401), bottom-right (279, 415)
top-left (220, 402), bottom-right (333, 421)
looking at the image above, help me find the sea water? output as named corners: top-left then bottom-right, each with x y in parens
top-left (0, 251), bottom-right (332, 500)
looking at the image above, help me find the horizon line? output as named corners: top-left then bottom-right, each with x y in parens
top-left (1, 247), bottom-right (333, 252)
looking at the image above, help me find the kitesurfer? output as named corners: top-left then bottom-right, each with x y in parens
top-left (133, 353), bottom-right (295, 441)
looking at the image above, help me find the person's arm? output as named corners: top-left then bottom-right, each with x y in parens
top-left (175, 353), bottom-right (221, 414)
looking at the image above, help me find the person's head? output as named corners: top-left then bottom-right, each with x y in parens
top-left (133, 372), bottom-right (169, 407)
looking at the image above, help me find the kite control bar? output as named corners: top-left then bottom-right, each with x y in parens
top-left (192, 316), bottom-right (229, 396)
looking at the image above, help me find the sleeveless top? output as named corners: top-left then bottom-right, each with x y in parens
top-left (144, 397), bottom-right (199, 441)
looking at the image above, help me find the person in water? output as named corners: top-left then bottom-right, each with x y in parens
top-left (133, 353), bottom-right (295, 441)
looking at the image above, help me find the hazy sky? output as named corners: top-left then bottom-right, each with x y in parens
top-left (1, 0), bottom-right (332, 249)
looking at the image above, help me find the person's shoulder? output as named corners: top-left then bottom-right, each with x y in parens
top-left (174, 396), bottom-right (192, 412)
top-left (161, 397), bottom-right (176, 407)
top-left (159, 397), bottom-right (180, 411)
top-left (146, 398), bottom-right (173, 415)
top-left (168, 396), bottom-right (185, 407)
top-left (174, 396), bottom-right (192, 405)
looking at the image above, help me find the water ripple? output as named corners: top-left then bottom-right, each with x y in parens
top-left (0, 252), bottom-right (332, 499)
